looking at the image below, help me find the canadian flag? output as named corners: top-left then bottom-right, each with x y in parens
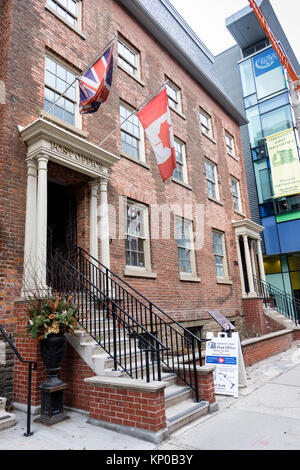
top-left (137, 87), bottom-right (177, 182)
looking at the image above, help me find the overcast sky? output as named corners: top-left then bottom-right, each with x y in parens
top-left (169, 0), bottom-right (300, 61)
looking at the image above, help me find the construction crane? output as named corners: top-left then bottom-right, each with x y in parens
top-left (248, 0), bottom-right (300, 92)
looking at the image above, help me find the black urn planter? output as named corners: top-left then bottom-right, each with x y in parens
top-left (36, 333), bottom-right (69, 426)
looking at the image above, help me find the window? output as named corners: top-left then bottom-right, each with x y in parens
top-left (200, 109), bottom-right (213, 138)
top-left (261, 105), bottom-right (294, 139)
top-left (120, 102), bottom-right (144, 161)
top-left (205, 160), bottom-right (219, 200)
top-left (231, 177), bottom-right (242, 212)
top-left (239, 58), bottom-right (256, 98)
top-left (212, 231), bottom-right (228, 280)
top-left (225, 132), bottom-right (235, 157)
top-left (184, 326), bottom-right (203, 349)
top-left (245, 105), bottom-right (263, 148)
top-left (47, 0), bottom-right (80, 27)
top-left (166, 80), bottom-right (181, 113)
top-left (173, 139), bottom-right (188, 184)
top-left (176, 218), bottom-right (196, 276)
top-left (118, 38), bottom-right (140, 79)
top-left (44, 55), bottom-right (78, 126)
top-left (125, 201), bottom-right (150, 270)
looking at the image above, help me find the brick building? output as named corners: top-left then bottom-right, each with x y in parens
top-left (0, 0), bottom-right (270, 441)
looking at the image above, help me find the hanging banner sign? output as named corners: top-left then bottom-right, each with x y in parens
top-left (253, 47), bottom-right (282, 77)
top-left (266, 128), bottom-right (300, 198)
top-left (205, 332), bottom-right (247, 398)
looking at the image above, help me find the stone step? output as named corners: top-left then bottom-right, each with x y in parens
top-left (164, 384), bottom-right (192, 407)
top-left (166, 399), bottom-right (209, 434)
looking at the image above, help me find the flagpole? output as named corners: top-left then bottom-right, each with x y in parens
top-left (98, 80), bottom-right (170, 147)
top-left (41, 33), bottom-right (117, 120)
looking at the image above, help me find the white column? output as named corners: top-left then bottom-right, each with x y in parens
top-left (235, 235), bottom-right (246, 297)
top-left (89, 179), bottom-right (99, 262)
top-left (250, 239), bottom-right (257, 278)
top-left (36, 154), bottom-right (48, 290)
top-left (99, 176), bottom-right (110, 270)
top-left (23, 158), bottom-right (37, 292)
top-left (257, 238), bottom-right (266, 283)
top-left (243, 234), bottom-right (256, 296)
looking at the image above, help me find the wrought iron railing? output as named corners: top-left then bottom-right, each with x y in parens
top-left (253, 275), bottom-right (300, 325)
top-left (78, 248), bottom-right (208, 401)
top-left (0, 324), bottom-right (37, 436)
top-left (47, 252), bottom-right (167, 383)
top-left (48, 248), bottom-right (208, 402)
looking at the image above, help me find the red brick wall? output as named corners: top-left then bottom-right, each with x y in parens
top-left (60, 342), bottom-right (95, 412)
top-left (177, 367), bottom-right (216, 404)
top-left (243, 297), bottom-right (266, 336)
top-left (242, 331), bottom-right (294, 367)
top-left (88, 384), bottom-right (166, 433)
top-left (0, 0), bottom-right (250, 329)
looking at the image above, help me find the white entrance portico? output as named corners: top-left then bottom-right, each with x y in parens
top-left (233, 219), bottom-right (266, 298)
top-left (19, 118), bottom-right (119, 293)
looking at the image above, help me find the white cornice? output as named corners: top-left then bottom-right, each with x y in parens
top-left (19, 118), bottom-right (120, 170)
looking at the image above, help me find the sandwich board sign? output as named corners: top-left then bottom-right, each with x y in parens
top-left (205, 331), bottom-right (247, 398)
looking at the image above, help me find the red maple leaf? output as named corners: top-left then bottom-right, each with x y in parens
top-left (157, 120), bottom-right (171, 149)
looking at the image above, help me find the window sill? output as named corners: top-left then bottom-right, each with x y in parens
top-left (216, 278), bottom-right (232, 285)
top-left (227, 151), bottom-right (239, 161)
top-left (207, 196), bottom-right (223, 206)
top-left (179, 273), bottom-right (201, 282)
top-left (124, 268), bottom-right (157, 279)
top-left (45, 4), bottom-right (86, 40)
top-left (40, 112), bottom-right (88, 139)
top-left (120, 152), bottom-right (150, 169)
top-left (169, 106), bottom-right (186, 120)
top-left (201, 132), bottom-right (216, 144)
top-left (172, 177), bottom-right (192, 190)
top-left (234, 209), bottom-right (246, 218)
top-left (117, 65), bottom-right (145, 87)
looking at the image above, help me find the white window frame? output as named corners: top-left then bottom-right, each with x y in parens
top-left (205, 159), bottom-right (220, 201)
top-left (173, 138), bottom-right (188, 184)
top-left (118, 37), bottom-right (141, 80)
top-left (225, 131), bottom-right (236, 157)
top-left (44, 53), bottom-right (81, 129)
top-left (231, 177), bottom-right (242, 213)
top-left (46, 0), bottom-right (82, 29)
top-left (176, 217), bottom-right (197, 279)
top-left (120, 101), bottom-right (145, 163)
top-left (200, 109), bottom-right (213, 138)
top-left (212, 230), bottom-right (229, 282)
top-left (124, 200), bottom-right (152, 274)
top-left (166, 79), bottom-right (182, 113)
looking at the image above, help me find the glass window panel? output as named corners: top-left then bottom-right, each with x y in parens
top-left (259, 92), bottom-right (290, 115)
top-left (244, 93), bottom-right (257, 109)
top-left (45, 70), bottom-right (56, 89)
top-left (54, 105), bottom-right (64, 120)
top-left (246, 105), bottom-right (263, 148)
top-left (255, 66), bottom-right (287, 100)
top-left (261, 105), bottom-right (294, 138)
top-left (65, 111), bottom-right (75, 125)
top-left (239, 58), bottom-right (256, 97)
top-left (45, 56), bottom-right (56, 73)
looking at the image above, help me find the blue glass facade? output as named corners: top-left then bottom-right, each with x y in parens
top-left (239, 46), bottom-right (300, 300)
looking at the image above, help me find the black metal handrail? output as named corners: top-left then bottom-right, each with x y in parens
top-left (47, 252), bottom-right (168, 383)
top-left (74, 247), bottom-right (209, 402)
top-left (253, 275), bottom-right (300, 325)
top-left (0, 324), bottom-right (37, 437)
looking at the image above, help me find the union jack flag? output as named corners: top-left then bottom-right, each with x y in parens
top-left (79, 45), bottom-right (114, 114)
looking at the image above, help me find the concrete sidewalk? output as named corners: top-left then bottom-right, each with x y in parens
top-left (1, 343), bottom-right (300, 451)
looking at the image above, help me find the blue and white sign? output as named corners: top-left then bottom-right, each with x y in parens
top-left (253, 47), bottom-right (282, 77)
top-left (205, 332), bottom-right (247, 398)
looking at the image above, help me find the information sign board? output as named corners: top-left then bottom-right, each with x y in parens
top-left (205, 332), bottom-right (247, 398)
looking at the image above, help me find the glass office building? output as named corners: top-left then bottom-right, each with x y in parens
top-left (215, 0), bottom-right (300, 302)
